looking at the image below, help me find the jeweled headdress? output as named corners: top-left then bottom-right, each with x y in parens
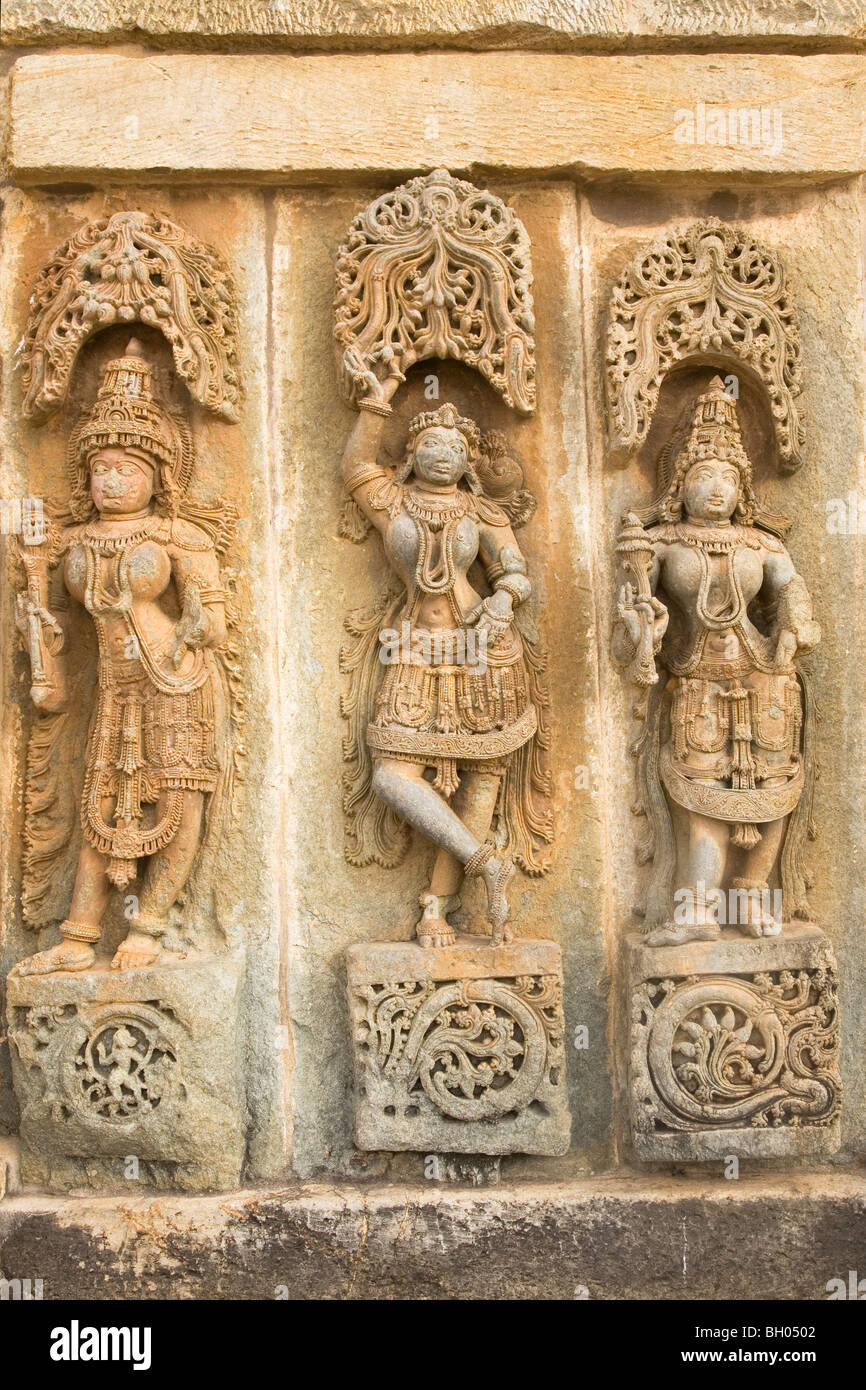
top-left (397, 401), bottom-right (482, 489)
top-left (67, 338), bottom-right (192, 519)
top-left (643, 377), bottom-right (787, 533)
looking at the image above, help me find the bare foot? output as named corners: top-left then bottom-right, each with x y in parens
top-left (482, 856), bottom-right (515, 946)
top-left (737, 893), bottom-right (782, 938)
top-left (645, 920), bottom-right (720, 947)
top-left (111, 931), bottom-right (162, 971)
top-left (11, 940), bottom-right (95, 976)
top-left (416, 893), bottom-right (458, 948)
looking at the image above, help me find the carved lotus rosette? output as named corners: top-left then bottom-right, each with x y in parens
top-left (631, 967), bottom-right (841, 1138)
top-left (335, 168), bottom-right (536, 413)
top-left (20, 209), bottom-right (241, 421)
top-left (606, 219), bottom-right (803, 468)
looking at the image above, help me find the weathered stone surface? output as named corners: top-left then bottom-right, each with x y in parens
top-left (0, 188), bottom-right (290, 1185)
top-left (2, 3), bottom-right (866, 1307)
top-left (3, 1), bottom-right (865, 51)
top-left (628, 926), bottom-right (841, 1161)
top-left (9, 53), bottom-right (866, 181)
top-left (3, 1175), bottom-right (866, 1299)
top-left (275, 183), bottom-right (613, 1179)
top-left (583, 179), bottom-right (866, 1165)
top-left (6, 951), bottom-right (247, 1192)
top-left (348, 938), bottom-right (570, 1155)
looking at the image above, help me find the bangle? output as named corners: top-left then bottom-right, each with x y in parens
top-left (494, 573), bottom-right (531, 605)
top-left (358, 397), bottom-right (393, 417)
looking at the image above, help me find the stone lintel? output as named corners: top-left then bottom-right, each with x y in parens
top-left (3, 1), bottom-right (865, 51)
top-left (8, 53), bottom-right (866, 182)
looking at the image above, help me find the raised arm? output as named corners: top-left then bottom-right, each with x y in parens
top-left (340, 364), bottom-right (404, 531)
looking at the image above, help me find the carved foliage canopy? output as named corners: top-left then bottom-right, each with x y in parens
top-left (607, 220), bottom-right (804, 469)
top-left (20, 210), bottom-right (241, 421)
top-left (335, 168), bottom-right (536, 413)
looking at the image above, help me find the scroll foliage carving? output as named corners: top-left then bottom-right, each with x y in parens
top-left (632, 967), bottom-right (841, 1134)
top-left (335, 168), bottom-right (536, 414)
top-left (352, 972), bottom-right (564, 1122)
top-left (607, 220), bottom-right (803, 469)
top-left (20, 210), bottom-right (241, 422)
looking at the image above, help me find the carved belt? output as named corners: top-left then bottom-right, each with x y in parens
top-left (659, 743), bottom-right (804, 823)
top-left (367, 702), bottom-right (537, 761)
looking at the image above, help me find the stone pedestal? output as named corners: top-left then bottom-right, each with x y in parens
top-left (628, 925), bottom-right (841, 1162)
top-left (5, 950), bottom-right (247, 1193)
top-left (347, 936), bottom-right (570, 1156)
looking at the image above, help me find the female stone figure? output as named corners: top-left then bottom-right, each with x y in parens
top-left (12, 341), bottom-right (235, 974)
top-left (340, 368), bottom-right (552, 947)
top-left (614, 378), bottom-right (820, 946)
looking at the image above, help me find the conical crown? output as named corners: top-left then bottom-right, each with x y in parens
top-left (683, 375), bottom-right (742, 463)
top-left (76, 338), bottom-right (178, 470)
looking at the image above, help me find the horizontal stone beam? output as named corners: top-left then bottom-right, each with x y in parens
top-left (9, 52), bottom-right (866, 182)
top-left (3, 0), bottom-right (865, 51)
top-left (3, 1176), bottom-right (866, 1297)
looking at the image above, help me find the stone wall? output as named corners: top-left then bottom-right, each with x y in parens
top-left (1, 1), bottom-right (865, 1299)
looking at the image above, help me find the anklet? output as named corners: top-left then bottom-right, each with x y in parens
top-left (464, 843), bottom-right (495, 877)
top-left (60, 920), bottom-right (100, 944)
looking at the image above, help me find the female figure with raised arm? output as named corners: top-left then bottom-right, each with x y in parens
top-left (340, 365), bottom-right (551, 946)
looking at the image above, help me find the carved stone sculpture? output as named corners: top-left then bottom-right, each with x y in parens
top-left (20, 210), bottom-right (241, 421)
top-left (347, 938), bottom-right (569, 1155)
top-left (335, 167), bottom-right (536, 414)
top-left (11, 340), bottom-right (240, 975)
top-left (336, 172), bottom-right (568, 1158)
top-left (340, 389), bottom-right (553, 947)
top-left (628, 925), bottom-right (840, 1160)
top-left (613, 377), bottom-right (819, 946)
top-left (7, 951), bottom-right (246, 1191)
top-left (607, 220), bottom-right (804, 469)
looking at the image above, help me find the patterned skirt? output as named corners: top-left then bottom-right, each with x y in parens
top-left (367, 626), bottom-right (537, 794)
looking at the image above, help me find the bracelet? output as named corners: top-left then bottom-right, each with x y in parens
top-left (494, 573), bottom-right (531, 605)
top-left (345, 463), bottom-right (384, 493)
top-left (358, 398), bottom-right (393, 417)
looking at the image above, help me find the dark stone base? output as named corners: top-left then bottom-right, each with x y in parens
top-left (2, 1172), bottom-right (865, 1299)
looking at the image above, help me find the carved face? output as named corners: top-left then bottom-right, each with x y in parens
top-left (682, 456), bottom-right (740, 523)
top-left (411, 427), bottom-right (469, 487)
top-left (89, 446), bottom-right (157, 516)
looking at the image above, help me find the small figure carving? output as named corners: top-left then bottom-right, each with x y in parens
top-left (76, 1019), bottom-right (179, 1119)
top-left (340, 368), bottom-right (552, 947)
top-left (614, 378), bottom-right (820, 945)
top-left (11, 341), bottom-right (238, 975)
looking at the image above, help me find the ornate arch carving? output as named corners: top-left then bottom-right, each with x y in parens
top-left (607, 220), bottom-right (803, 469)
top-left (20, 209), bottom-right (241, 422)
